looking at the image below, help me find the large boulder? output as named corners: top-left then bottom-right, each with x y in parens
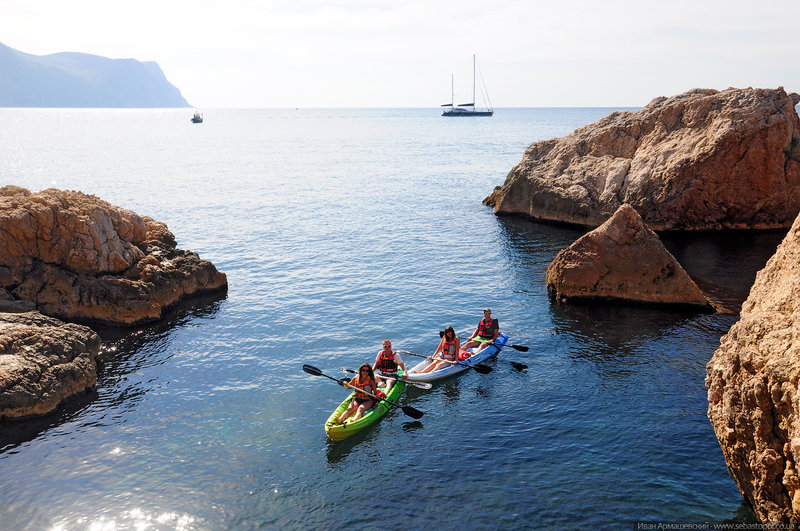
top-left (485, 87), bottom-right (800, 231)
top-left (706, 211), bottom-right (800, 525)
top-left (0, 186), bottom-right (227, 325)
top-left (0, 311), bottom-right (100, 419)
top-left (546, 204), bottom-right (711, 308)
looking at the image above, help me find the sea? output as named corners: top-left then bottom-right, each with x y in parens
top-left (0, 107), bottom-right (785, 530)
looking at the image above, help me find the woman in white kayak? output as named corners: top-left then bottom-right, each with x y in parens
top-left (418, 326), bottom-right (461, 374)
top-left (461, 308), bottom-right (500, 353)
top-left (373, 339), bottom-right (406, 394)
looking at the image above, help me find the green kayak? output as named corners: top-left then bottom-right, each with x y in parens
top-left (324, 368), bottom-right (406, 441)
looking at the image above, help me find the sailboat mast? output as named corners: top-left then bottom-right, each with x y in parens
top-left (451, 74), bottom-right (454, 107)
top-left (472, 54), bottom-right (476, 110)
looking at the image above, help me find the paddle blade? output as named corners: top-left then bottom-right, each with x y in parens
top-left (510, 344), bottom-right (530, 352)
top-left (402, 406), bottom-right (424, 419)
top-left (510, 361), bottom-right (528, 372)
top-left (472, 364), bottom-right (493, 374)
top-left (302, 364), bottom-right (323, 376)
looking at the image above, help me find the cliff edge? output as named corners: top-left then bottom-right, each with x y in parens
top-left (707, 210), bottom-right (800, 524)
top-left (0, 41), bottom-right (189, 108)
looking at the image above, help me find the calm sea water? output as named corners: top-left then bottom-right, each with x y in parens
top-left (0, 108), bottom-right (783, 530)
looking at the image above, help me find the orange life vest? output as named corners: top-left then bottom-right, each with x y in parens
top-left (441, 337), bottom-right (458, 360)
top-left (353, 378), bottom-right (377, 400)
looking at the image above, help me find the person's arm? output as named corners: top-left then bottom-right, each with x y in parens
top-left (492, 320), bottom-right (500, 341)
top-left (431, 337), bottom-right (445, 358)
top-left (342, 375), bottom-right (356, 389)
top-left (467, 326), bottom-right (479, 341)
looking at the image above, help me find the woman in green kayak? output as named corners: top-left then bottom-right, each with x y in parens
top-left (418, 326), bottom-right (461, 373)
top-left (336, 363), bottom-right (383, 424)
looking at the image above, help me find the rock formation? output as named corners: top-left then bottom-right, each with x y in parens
top-left (0, 186), bottom-right (227, 326)
top-left (485, 87), bottom-right (800, 231)
top-left (706, 211), bottom-right (800, 525)
top-left (0, 311), bottom-right (100, 419)
top-left (546, 204), bottom-right (711, 308)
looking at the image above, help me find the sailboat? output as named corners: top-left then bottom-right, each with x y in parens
top-left (442, 54), bottom-right (493, 117)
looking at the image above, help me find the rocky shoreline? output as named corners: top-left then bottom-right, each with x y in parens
top-left (0, 187), bottom-right (227, 420)
top-left (486, 87), bottom-right (800, 523)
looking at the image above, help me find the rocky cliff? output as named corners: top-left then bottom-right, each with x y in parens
top-left (546, 204), bottom-right (711, 308)
top-left (0, 41), bottom-right (189, 108)
top-left (0, 186), bottom-right (227, 326)
top-left (707, 211), bottom-right (800, 524)
top-left (485, 87), bottom-right (800, 231)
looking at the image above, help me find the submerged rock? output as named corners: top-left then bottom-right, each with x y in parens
top-left (0, 311), bottom-right (100, 419)
top-left (485, 87), bottom-right (800, 231)
top-left (706, 211), bottom-right (800, 524)
top-left (546, 204), bottom-right (711, 308)
top-left (0, 186), bottom-right (227, 326)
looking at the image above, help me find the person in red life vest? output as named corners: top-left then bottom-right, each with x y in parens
top-left (419, 325), bottom-right (461, 373)
top-left (336, 363), bottom-right (384, 423)
top-left (372, 339), bottom-right (406, 394)
top-left (461, 308), bottom-right (500, 353)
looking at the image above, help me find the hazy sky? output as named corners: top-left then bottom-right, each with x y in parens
top-left (2, 0), bottom-right (798, 108)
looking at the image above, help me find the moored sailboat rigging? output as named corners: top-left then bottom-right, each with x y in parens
top-left (442, 54), bottom-right (493, 117)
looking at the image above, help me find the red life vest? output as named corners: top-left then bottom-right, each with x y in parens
top-left (477, 318), bottom-right (498, 339)
top-left (441, 337), bottom-right (458, 360)
top-left (376, 350), bottom-right (398, 374)
top-left (353, 378), bottom-right (376, 400)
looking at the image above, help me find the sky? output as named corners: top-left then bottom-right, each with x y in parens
top-left (1, 0), bottom-right (798, 108)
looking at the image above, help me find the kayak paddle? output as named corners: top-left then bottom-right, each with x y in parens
top-left (340, 368), bottom-right (432, 390)
top-left (397, 350), bottom-right (493, 374)
top-left (458, 335), bottom-right (529, 352)
top-left (302, 364), bottom-right (423, 419)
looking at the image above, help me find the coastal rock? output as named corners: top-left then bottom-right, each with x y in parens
top-left (0, 187), bottom-right (227, 326)
top-left (706, 212), bottom-right (800, 525)
top-left (546, 204), bottom-right (711, 308)
top-left (0, 311), bottom-right (100, 419)
top-left (485, 87), bottom-right (800, 230)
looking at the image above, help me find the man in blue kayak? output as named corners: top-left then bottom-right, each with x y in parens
top-left (461, 308), bottom-right (500, 353)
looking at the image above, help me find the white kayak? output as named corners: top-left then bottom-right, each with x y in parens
top-left (404, 333), bottom-right (508, 383)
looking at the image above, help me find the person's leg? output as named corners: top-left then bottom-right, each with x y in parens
top-left (352, 400), bottom-right (372, 421)
top-left (337, 401), bottom-right (357, 423)
top-left (461, 340), bottom-right (478, 351)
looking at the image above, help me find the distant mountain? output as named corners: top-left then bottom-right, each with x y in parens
top-left (0, 41), bottom-right (190, 108)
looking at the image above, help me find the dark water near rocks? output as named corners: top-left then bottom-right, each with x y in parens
top-left (0, 108), bottom-right (784, 529)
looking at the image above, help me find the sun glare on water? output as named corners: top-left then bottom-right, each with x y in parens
top-left (50, 509), bottom-right (197, 531)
